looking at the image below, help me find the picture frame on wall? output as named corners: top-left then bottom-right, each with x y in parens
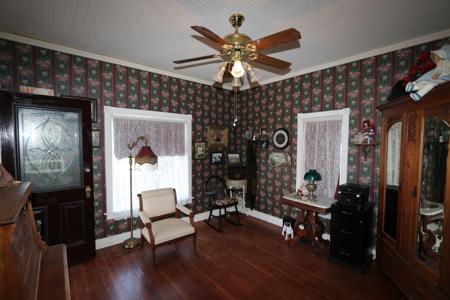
top-left (210, 151), bottom-right (223, 165)
top-left (207, 126), bottom-right (229, 148)
top-left (245, 130), bottom-right (253, 140)
top-left (194, 142), bottom-right (206, 159)
top-left (227, 153), bottom-right (241, 165)
top-left (259, 140), bottom-right (269, 149)
top-left (272, 128), bottom-right (290, 149)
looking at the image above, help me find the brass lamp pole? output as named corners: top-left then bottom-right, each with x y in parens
top-left (123, 136), bottom-right (158, 249)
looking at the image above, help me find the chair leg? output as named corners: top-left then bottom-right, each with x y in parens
top-left (219, 208), bottom-right (223, 231)
top-left (204, 207), bottom-right (223, 232)
top-left (152, 246), bottom-right (156, 265)
top-left (193, 234), bottom-right (197, 253)
top-left (235, 204), bottom-right (241, 225)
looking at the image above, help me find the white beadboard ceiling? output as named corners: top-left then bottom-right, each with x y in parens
top-left (0, 0), bottom-right (450, 90)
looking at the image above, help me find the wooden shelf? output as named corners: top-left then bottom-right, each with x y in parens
top-left (353, 142), bottom-right (378, 160)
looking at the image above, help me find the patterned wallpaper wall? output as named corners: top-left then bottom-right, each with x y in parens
top-left (1, 37), bottom-right (449, 239)
top-left (0, 38), bottom-right (233, 238)
top-left (235, 37), bottom-right (450, 220)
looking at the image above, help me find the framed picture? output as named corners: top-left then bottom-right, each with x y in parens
top-left (210, 151), bottom-right (223, 165)
top-left (194, 142), bottom-right (206, 159)
top-left (260, 127), bottom-right (268, 136)
top-left (259, 140), bottom-right (269, 148)
top-left (92, 130), bottom-right (100, 147)
top-left (61, 95), bottom-right (98, 123)
top-left (207, 126), bottom-right (229, 148)
top-left (272, 128), bottom-right (289, 149)
top-left (227, 153), bottom-right (241, 165)
top-left (245, 130), bottom-right (253, 140)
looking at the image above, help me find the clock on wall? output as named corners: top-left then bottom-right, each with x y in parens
top-left (272, 128), bottom-right (289, 149)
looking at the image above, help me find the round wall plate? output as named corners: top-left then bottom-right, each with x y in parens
top-left (272, 128), bottom-right (289, 149)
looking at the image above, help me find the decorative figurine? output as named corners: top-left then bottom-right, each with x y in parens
top-left (362, 120), bottom-right (376, 144)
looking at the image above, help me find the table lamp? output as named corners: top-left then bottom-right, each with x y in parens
top-left (124, 136), bottom-right (158, 249)
top-left (304, 169), bottom-right (322, 201)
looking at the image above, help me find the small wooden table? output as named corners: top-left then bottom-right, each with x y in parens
top-left (282, 193), bottom-right (336, 252)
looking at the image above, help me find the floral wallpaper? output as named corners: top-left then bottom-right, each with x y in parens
top-left (235, 37), bottom-right (450, 220)
top-left (1, 36), bottom-right (449, 240)
top-left (0, 38), bottom-right (232, 238)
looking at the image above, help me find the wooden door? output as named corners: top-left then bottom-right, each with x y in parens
top-left (0, 91), bottom-right (95, 265)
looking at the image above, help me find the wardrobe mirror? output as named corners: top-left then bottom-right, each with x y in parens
top-left (417, 116), bottom-right (448, 273)
top-left (384, 121), bottom-right (402, 240)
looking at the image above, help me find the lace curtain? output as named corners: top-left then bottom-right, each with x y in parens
top-left (107, 116), bottom-right (190, 220)
top-left (386, 122), bottom-right (401, 186)
top-left (304, 119), bottom-right (342, 198)
top-left (113, 118), bottom-right (185, 158)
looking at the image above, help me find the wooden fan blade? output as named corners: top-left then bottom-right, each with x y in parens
top-left (173, 54), bottom-right (217, 64)
top-left (191, 26), bottom-right (229, 47)
top-left (253, 28), bottom-right (301, 50)
top-left (254, 54), bottom-right (291, 69)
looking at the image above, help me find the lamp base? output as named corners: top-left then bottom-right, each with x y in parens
top-left (306, 182), bottom-right (317, 201)
top-left (123, 237), bottom-right (140, 249)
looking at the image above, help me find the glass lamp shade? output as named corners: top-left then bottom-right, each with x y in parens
top-left (231, 60), bottom-right (245, 78)
top-left (135, 145), bottom-right (158, 165)
top-left (304, 169), bottom-right (322, 182)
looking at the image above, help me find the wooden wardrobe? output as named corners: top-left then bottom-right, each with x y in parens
top-left (377, 82), bottom-right (450, 299)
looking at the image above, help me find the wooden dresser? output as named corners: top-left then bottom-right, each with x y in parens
top-left (0, 182), bottom-right (70, 300)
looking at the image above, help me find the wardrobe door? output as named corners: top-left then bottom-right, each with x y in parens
top-left (383, 120), bottom-right (402, 242)
top-left (413, 104), bottom-right (450, 292)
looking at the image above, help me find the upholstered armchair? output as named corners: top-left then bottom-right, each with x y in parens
top-left (138, 188), bottom-right (196, 264)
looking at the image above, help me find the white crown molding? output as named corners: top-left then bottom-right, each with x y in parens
top-left (4, 29), bottom-right (447, 93)
top-left (0, 31), bottom-right (222, 88)
top-left (246, 28), bottom-right (450, 90)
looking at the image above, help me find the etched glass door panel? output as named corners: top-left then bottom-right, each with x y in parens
top-left (384, 121), bottom-right (401, 240)
top-left (416, 115), bottom-right (448, 274)
top-left (16, 107), bottom-right (83, 192)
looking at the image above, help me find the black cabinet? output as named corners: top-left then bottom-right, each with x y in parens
top-left (330, 203), bottom-right (373, 270)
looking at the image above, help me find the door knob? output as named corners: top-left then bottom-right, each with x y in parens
top-left (85, 186), bottom-right (92, 198)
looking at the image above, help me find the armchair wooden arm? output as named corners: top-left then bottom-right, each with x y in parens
top-left (176, 204), bottom-right (194, 225)
top-left (139, 211), bottom-right (155, 244)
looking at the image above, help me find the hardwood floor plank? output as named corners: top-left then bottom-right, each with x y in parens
top-left (70, 216), bottom-right (405, 300)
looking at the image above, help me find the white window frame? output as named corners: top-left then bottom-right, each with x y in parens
top-left (296, 108), bottom-right (350, 190)
top-left (104, 106), bottom-right (192, 220)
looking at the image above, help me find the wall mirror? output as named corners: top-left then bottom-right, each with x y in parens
top-left (384, 121), bottom-right (402, 240)
top-left (417, 115), bottom-right (448, 274)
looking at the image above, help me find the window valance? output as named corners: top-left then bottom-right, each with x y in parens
top-left (113, 118), bottom-right (185, 159)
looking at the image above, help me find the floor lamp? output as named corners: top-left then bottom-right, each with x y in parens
top-left (123, 135), bottom-right (158, 249)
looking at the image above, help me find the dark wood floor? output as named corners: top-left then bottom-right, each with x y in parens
top-left (69, 215), bottom-right (404, 300)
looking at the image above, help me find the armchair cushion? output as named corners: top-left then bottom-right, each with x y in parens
top-left (141, 218), bottom-right (195, 245)
top-left (141, 188), bottom-right (176, 218)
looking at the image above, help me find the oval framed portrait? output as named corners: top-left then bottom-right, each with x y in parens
top-left (272, 128), bottom-right (289, 149)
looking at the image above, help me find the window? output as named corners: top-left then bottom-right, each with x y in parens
top-left (104, 106), bottom-right (192, 220)
top-left (296, 108), bottom-right (350, 198)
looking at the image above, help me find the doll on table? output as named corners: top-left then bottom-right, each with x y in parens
top-left (405, 44), bottom-right (450, 101)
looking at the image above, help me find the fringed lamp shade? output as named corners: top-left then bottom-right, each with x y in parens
top-left (135, 145), bottom-right (158, 165)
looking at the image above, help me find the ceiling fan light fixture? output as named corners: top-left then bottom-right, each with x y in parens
top-left (246, 63), bottom-right (260, 83)
top-left (213, 63), bottom-right (227, 83)
top-left (231, 59), bottom-right (245, 78)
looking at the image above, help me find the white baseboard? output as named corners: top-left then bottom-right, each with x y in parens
top-left (95, 208), bottom-right (334, 250)
top-left (95, 211), bottom-right (211, 250)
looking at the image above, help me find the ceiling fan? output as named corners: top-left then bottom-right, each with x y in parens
top-left (174, 13), bottom-right (301, 86)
